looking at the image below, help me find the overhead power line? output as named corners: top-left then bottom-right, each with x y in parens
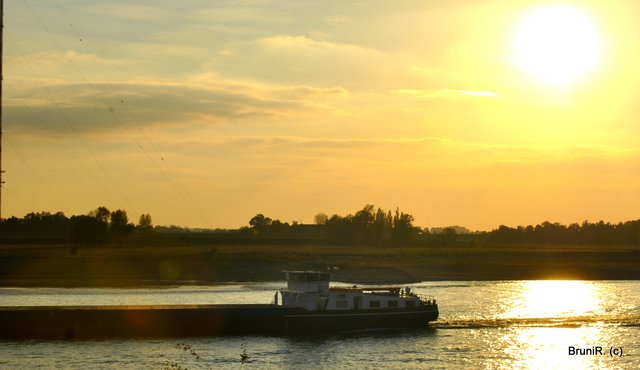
top-left (12, 0), bottom-right (213, 226)
top-left (50, 0), bottom-right (211, 226)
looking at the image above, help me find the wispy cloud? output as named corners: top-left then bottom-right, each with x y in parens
top-left (195, 6), bottom-right (294, 24)
top-left (394, 88), bottom-right (498, 99)
top-left (211, 34), bottom-right (407, 89)
top-left (85, 4), bottom-right (176, 22)
top-left (161, 136), bottom-right (638, 165)
top-left (324, 15), bottom-right (351, 26)
top-left (4, 77), bottom-right (354, 135)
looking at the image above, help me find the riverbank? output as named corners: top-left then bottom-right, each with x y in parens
top-left (0, 243), bottom-right (638, 287)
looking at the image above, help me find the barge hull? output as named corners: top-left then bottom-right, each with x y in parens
top-left (0, 304), bottom-right (300, 339)
top-left (284, 305), bottom-right (439, 334)
top-left (1, 304), bottom-right (438, 339)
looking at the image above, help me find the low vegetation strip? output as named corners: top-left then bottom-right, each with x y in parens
top-left (0, 243), bottom-right (638, 287)
top-left (1, 204), bottom-right (638, 286)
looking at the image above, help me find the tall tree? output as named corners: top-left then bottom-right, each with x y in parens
top-left (110, 209), bottom-right (134, 238)
top-left (249, 214), bottom-right (272, 229)
top-left (392, 208), bottom-right (417, 245)
top-left (314, 212), bottom-right (329, 225)
top-left (90, 207), bottom-right (111, 224)
top-left (137, 213), bottom-right (153, 233)
top-left (70, 215), bottom-right (109, 245)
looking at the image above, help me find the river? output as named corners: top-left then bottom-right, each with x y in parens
top-left (1, 280), bottom-right (638, 369)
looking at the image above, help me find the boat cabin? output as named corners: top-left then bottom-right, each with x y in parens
top-left (277, 271), bottom-right (430, 311)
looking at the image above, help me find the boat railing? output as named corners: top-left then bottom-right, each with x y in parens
top-left (417, 294), bottom-right (437, 306)
top-left (398, 290), bottom-right (436, 305)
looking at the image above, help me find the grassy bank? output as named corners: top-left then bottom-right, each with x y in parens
top-left (0, 243), bottom-right (639, 287)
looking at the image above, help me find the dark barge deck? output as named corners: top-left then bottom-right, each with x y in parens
top-left (0, 304), bottom-right (438, 339)
top-left (1, 304), bottom-right (292, 339)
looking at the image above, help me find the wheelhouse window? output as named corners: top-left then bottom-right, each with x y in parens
top-left (388, 300), bottom-right (398, 308)
top-left (369, 300), bottom-right (381, 308)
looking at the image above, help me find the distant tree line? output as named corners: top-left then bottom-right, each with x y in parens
top-left (241, 210), bottom-right (640, 247)
top-left (0, 207), bottom-right (154, 245)
top-left (315, 204), bottom-right (418, 246)
top-left (486, 220), bottom-right (640, 245)
top-left (244, 204), bottom-right (419, 246)
top-left (1, 204), bottom-right (639, 247)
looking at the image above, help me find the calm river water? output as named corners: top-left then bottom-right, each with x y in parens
top-left (1, 280), bottom-right (639, 369)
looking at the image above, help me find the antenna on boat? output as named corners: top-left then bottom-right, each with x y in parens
top-left (0, 0), bottom-right (4, 220)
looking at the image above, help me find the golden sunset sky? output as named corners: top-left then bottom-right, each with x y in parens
top-left (3, 0), bottom-right (639, 230)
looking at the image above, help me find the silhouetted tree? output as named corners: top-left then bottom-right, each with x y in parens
top-left (314, 213), bottom-right (329, 225)
top-left (89, 207), bottom-right (111, 224)
top-left (325, 214), bottom-right (351, 243)
top-left (110, 209), bottom-right (134, 241)
top-left (351, 204), bottom-right (376, 243)
top-left (486, 219), bottom-right (640, 246)
top-left (70, 215), bottom-right (108, 245)
top-left (137, 213), bottom-right (153, 233)
top-left (249, 214), bottom-right (272, 229)
top-left (319, 205), bottom-right (417, 246)
top-left (372, 208), bottom-right (393, 246)
top-left (15, 212), bottom-right (70, 234)
top-left (270, 219), bottom-right (290, 232)
top-left (392, 207), bottom-right (417, 245)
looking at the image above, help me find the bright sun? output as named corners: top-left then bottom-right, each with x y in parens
top-left (512, 5), bottom-right (602, 88)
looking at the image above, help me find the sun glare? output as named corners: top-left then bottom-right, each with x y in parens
top-left (512, 5), bottom-right (602, 88)
top-left (505, 280), bottom-right (602, 319)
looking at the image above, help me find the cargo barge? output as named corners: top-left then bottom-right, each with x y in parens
top-left (0, 271), bottom-right (438, 339)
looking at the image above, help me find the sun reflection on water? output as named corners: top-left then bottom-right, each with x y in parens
top-left (503, 326), bottom-right (609, 369)
top-left (505, 280), bottom-right (603, 319)
top-left (498, 281), bottom-right (611, 369)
